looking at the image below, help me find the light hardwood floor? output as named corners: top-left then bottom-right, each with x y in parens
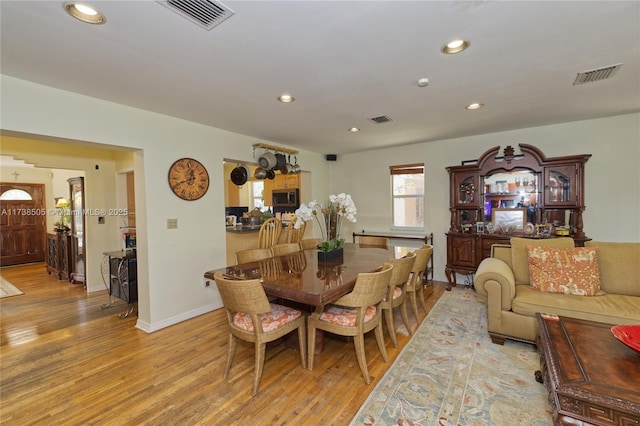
top-left (1, 262), bottom-right (446, 425)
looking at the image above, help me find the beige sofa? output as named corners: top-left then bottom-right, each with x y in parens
top-left (475, 237), bottom-right (640, 344)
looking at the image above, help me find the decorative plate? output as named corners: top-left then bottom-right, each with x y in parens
top-left (524, 222), bottom-right (535, 235)
top-left (611, 325), bottom-right (640, 353)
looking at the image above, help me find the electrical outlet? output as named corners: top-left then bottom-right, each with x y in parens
top-left (203, 279), bottom-right (211, 288)
top-left (167, 218), bottom-right (178, 229)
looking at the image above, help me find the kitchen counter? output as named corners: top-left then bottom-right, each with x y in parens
top-left (226, 225), bottom-right (261, 233)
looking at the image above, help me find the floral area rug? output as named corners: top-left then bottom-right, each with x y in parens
top-left (351, 287), bottom-right (552, 426)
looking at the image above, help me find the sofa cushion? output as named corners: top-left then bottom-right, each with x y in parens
top-left (585, 241), bottom-right (640, 296)
top-left (527, 246), bottom-right (602, 296)
top-left (510, 237), bottom-right (574, 284)
top-left (512, 285), bottom-right (640, 325)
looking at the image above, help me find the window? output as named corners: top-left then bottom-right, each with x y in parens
top-left (251, 181), bottom-right (264, 210)
top-left (390, 163), bottom-right (424, 229)
top-left (0, 189), bottom-right (32, 200)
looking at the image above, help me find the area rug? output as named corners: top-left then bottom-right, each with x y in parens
top-left (0, 276), bottom-right (24, 298)
top-left (351, 287), bottom-right (552, 426)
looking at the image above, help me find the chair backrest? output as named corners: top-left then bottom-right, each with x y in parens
top-left (258, 217), bottom-right (282, 249)
top-left (387, 251), bottom-right (416, 288)
top-left (235, 247), bottom-right (273, 264)
top-left (358, 236), bottom-right (388, 247)
top-left (213, 272), bottom-right (271, 315)
top-left (409, 247), bottom-right (431, 285)
top-left (301, 238), bottom-right (323, 250)
top-left (285, 219), bottom-right (306, 243)
top-left (336, 262), bottom-right (393, 307)
top-left (271, 242), bottom-right (301, 256)
top-left (258, 257), bottom-right (284, 281)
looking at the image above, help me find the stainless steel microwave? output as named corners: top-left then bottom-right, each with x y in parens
top-left (272, 189), bottom-right (299, 207)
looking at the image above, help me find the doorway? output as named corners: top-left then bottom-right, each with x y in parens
top-left (0, 183), bottom-right (46, 266)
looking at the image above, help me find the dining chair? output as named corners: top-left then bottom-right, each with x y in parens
top-left (307, 262), bottom-right (394, 384)
top-left (381, 251), bottom-right (416, 347)
top-left (285, 218), bottom-right (306, 243)
top-left (406, 246), bottom-right (432, 321)
top-left (235, 247), bottom-right (273, 265)
top-left (258, 217), bottom-right (282, 249)
top-left (301, 238), bottom-right (322, 250)
top-left (213, 272), bottom-right (307, 396)
top-left (358, 236), bottom-right (388, 247)
top-left (271, 242), bottom-right (302, 256)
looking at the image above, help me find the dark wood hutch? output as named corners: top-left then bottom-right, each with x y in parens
top-left (445, 144), bottom-right (591, 290)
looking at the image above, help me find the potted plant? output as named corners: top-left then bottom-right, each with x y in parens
top-left (293, 193), bottom-right (357, 261)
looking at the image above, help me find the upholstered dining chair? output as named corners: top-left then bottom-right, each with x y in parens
top-left (271, 242), bottom-right (302, 257)
top-left (285, 219), bottom-right (306, 244)
top-left (258, 217), bottom-right (282, 249)
top-left (381, 251), bottom-right (416, 347)
top-left (307, 262), bottom-right (394, 384)
top-left (358, 236), bottom-right (388, 247)
top-left (301, 238), bottom-right (322, 250)
top-left (235, 247), bottom-right (273, 265)
top-left (406, 246), bottom-right (432, 321)
top-left (213, 272), bottom-right (307, 396)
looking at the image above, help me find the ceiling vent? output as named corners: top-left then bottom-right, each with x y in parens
top-left (573, 63), bottom-right (622, 85)
top-left (158, 0), bottom-right (235, 31)
top-left (369, 115), bottom-right (393, 124)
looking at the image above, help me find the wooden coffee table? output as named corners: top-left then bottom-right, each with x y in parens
top-left (535, 313), bottom-right (640, 426)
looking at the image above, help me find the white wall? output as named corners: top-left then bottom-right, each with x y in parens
top-left (0, 75), bottom-right (330, 332)
top-left (332, 113), bottom-right (640, 283)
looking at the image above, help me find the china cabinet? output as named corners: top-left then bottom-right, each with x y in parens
top-left (68, 177), bottom-right (86, 286)
top-left (445, 144), bottom-right (590, 289)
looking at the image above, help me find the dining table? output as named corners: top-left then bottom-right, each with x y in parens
top-left (204, 243), bottom-right (415, 353)
top-left (204, 243), bottom-right (413, 307)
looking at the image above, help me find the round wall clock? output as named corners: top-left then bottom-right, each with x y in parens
top-left (168, 158), bottom-right (210, 201)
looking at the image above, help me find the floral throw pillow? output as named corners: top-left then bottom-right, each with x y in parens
top-left (526, 246), bottom-right (603, 296)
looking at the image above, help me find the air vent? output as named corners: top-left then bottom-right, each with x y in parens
top-left (159, 0), bottom-right (235, 31)
top-left (573, 63), bottom-right (622, 85)
top-left (369, 115), bottom-right (393, 124)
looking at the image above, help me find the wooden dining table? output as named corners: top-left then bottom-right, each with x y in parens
top-left (204, 243), bottom-right (413, 308)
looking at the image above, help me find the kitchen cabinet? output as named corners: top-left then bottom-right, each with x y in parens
top-left (445, 144), bottom-right (591, 289)
top-left (264, 174), bottom-right (299, 206)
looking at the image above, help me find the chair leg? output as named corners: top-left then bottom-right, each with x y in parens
top-left (399, 301), bottom-right (412, 335)
top-left (224, 333), bottom-right (237, 379)
top-left (383, 307), bottom-right (398, 348)
top-left (417, 286), bottom-right (428, 313)
top-left (409, 291), bottom-right (420, 322)
top-left (297, 323), bottom-right (307, 369)
top-left (374, 321), bottom-right (389, 363)
top-left (252, 342), bottom-right (267, 396)
top-left (353, 333), bottom-right (370, 384)
top-left (307, 323), bottom-right (316, 370)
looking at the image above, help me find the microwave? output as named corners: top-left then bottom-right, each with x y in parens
top-left (272, 189), bottom-right (299, 207)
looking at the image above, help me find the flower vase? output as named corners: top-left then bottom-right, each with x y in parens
top-left (317, 247), bottom-right (344, 262)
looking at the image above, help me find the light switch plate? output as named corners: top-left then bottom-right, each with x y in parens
top-left (167, 218), bottom-right (178, 229)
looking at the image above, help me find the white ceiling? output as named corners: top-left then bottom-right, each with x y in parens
top-left (1, 1), bottom-right (639, 155)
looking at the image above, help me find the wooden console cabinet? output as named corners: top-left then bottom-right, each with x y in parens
top-left (46, 232), bottom-right (70, 280)
top-left (445, 144), bottom-right (591, 289)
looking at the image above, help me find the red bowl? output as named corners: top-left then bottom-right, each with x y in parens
top-left (611, 325), bottom-right (640, 354)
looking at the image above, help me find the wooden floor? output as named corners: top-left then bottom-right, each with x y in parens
top-left (0, 262), bottom-right (446, 425)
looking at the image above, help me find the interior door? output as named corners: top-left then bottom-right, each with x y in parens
top-left (0, 183), bottom-right (46, 266)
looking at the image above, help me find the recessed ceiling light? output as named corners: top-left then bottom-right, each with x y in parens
top-left (64, 3), bottom-right (106, 24)
top-left (348, 127), bottom-right (360, 133)
top-left (466, 103), bottom-right (484, 110)
top-left (277, 94), bottom-right (295, 103)
top-left (441, 39), bottom-right (470, 54)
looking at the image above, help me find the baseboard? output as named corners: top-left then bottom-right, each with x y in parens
top-left (135, 301), bottom-right (223, 333)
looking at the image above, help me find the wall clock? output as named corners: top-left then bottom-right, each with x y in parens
top-left (168, 158), bottom-right (210, 201)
